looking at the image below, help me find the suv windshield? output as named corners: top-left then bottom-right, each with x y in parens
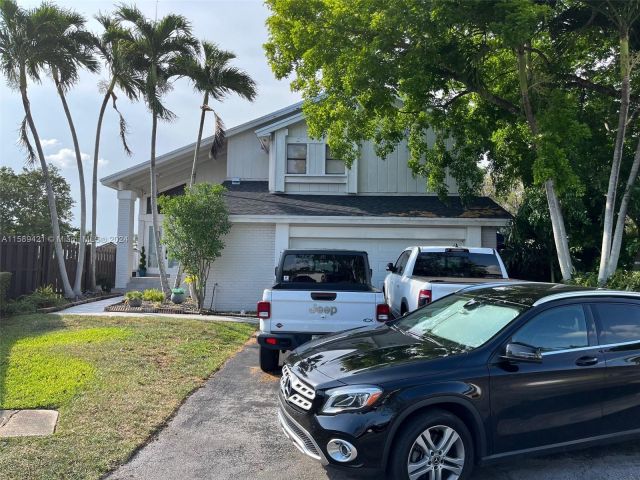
top-left (394, 294), bottom-right (526, 349)
top-left (280, 253), bottom-right (368, 285)
top-left (413, 251), bottom-right (503, 278)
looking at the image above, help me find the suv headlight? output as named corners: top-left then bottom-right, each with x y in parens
top-left (321, 386), bottom-right (383, 414)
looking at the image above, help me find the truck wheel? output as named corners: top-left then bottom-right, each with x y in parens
top-left (259, 346), bottom-right (280, 373)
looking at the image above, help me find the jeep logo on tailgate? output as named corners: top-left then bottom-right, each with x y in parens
top-left (309, 305), bottom-right (337, 316)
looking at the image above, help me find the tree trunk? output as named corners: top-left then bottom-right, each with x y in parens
top-left (516, 46), bottom-right (573, 280)
top-left (54, 72), bottom-right (86, 297)
top-left (599, 31), bottom-right (631, 285)
top-left (19, 74), bottom-right (74, 299)
top-left (173, 92), bottom-right (210, 290)
top-left (607, 135), bottom-right (640, 276)
top-left (150, 110), bottom-right (171, 298)
top-left (91, 81), bottom-right (115, 291)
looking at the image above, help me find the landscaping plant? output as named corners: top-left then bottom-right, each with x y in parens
top-left (159, 183), bottom-right (231, 310)
top-left (142, 288), bottom-right (164, 303)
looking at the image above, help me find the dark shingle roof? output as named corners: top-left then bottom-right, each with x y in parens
top-left (222, 181), bottom-right (510, 219)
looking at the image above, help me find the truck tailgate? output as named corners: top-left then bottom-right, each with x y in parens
top-left (269, 290), bottom-right (379, 334)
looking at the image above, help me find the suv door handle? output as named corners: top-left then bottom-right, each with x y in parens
top-left (575, 356), bottom-right (599, 367)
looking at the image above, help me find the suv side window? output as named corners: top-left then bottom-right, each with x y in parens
top-left (593, 303), bottom-right (640, 345)
top-left (512, 305), bottom-right (589, 352)
top-left (394, 251), bottom-right (411, 275)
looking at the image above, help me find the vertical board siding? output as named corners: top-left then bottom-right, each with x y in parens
top-left (481, 227), bottom-right (498, 248)
top-left (227, 129), bottom-right (269, 180)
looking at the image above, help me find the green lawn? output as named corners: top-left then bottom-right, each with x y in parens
top-left (0, 314), bottom-right (255, 480)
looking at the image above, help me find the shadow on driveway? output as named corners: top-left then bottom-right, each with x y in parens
top-left (108, 340), bottom-right (640, 480)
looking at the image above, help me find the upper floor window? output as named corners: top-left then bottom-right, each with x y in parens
top-left (325, 145), bottom-right (345, 174)
top-left (287, 143), bottom-right (307, 174)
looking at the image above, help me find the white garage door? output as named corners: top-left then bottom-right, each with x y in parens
top-left (290, 228), bottom-right (463, 289)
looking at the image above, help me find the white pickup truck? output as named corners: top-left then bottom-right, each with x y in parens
top-left (256, 249), bottom-right (388, 372)
top-left (384, 246), bottom-right (509, 316)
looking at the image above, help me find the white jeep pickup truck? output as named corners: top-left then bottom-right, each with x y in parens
top-left (256, 249), bottom-right (388, 372)
top-left (384, 246), bottom-right (509, 316)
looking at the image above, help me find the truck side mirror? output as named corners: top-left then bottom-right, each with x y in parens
top-left (386, 262), bottom-right (396, 273)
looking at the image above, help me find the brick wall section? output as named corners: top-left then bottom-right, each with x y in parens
top-left (481, 226), bottom-right (497, 249)
top-left (203, 224), bottom-right (276, 312)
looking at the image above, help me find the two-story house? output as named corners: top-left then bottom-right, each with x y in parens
top-left (101, 101), bottom-right (510, 312)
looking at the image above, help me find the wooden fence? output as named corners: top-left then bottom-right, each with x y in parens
top-left (0, 240), bottom-right (116, 299)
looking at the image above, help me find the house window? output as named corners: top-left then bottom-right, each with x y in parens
top-left (325, 145), bottom-right (345, 174)
top-left (287, 143), bottom-right (307, 174)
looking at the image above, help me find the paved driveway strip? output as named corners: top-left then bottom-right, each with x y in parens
top-left (107, 341), bottom-right (640, 480)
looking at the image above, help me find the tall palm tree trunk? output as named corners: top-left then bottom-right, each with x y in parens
top-left (150, 109), bottom-right (171, 297)
top-left (90, 79), bottom-right (116, 291)
top-left (19, 76), bottom-right (74, 298)
top-left (54, 71), bottom-right (87, 297)
top-left (173, 91), bottom-right (210, 289)
top-left (607, 136), bottom-right (640, 277)
top-left (599, 31), bottom-right (631, 285)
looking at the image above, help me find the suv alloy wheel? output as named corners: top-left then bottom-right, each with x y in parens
top-left (389, 409), bottom-right (474, 480)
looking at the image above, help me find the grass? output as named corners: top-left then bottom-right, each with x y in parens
top-left (0, 314), bottom-right (255, 480)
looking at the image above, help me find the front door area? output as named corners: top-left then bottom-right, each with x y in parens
top-left (145, 224), bottom-right (178, 276)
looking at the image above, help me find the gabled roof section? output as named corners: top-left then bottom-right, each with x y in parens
top-left (254, 111), bottom-right (305, 137)
top-left (101, 101), bottom-right (303, 189)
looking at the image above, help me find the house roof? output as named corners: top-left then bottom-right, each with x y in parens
top-left (222, 181), bottom-right (511, 219)
top-left (101, 101), bottom-right (303, 189)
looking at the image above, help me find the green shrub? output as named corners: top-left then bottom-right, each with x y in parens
top-left (142, 288), bottom-right (164, 302)
top-left (125, 290), bottom-right (143, 301)
top-left (570, 270), bottom-right (640, 291)
top-left (2, 284), bottom-right (66, 316)
top-left (0, 272), bottom-right (11, 315)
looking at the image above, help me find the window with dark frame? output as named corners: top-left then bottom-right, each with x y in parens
top-left (325, 145), bottom-right (345, 174)
top-left (146, 183), bottom-right (186, 214)
top-left (287, 143), bottom-right (307, 174)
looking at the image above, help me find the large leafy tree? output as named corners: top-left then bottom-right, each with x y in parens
top-left (0, 0), bottom-right (74, 298)
top-left (116, 5), bottom-right (199, 297)
top-left (0, 166), bottom-right (75, 237)
top-left (264, 0), bottom-right (640, 280)
top-left (46, 5), bottom-right (99, 296)
top-left (90, 13), bottom-right (142, 291)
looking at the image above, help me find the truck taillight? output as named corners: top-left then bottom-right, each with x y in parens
top-left (418, 289), bottom-right (432, 307)
top-left (257, 301), bottom-right (271, 319)
top-left (376, 303), bottom-right (390, 322)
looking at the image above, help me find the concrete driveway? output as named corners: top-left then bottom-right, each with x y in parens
top-left (108, 340), bottom-right (640, 480)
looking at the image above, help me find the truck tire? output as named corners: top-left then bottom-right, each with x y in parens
top-left (259, 346), bottom-right (280, 373)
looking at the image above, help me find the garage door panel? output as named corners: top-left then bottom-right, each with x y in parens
top-left (289, 236), bottom-right (460, 289)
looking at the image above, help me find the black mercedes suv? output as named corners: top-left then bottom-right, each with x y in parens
top-left (277, 282), bottom-right (640, 479)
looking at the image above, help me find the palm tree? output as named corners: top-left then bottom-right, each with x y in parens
top-left (46, 5), bottom-right (99, 297)
top-left (89, 13), bottom-right (143, 291)
top-left (116, 5), bottom-right (199, 297)
top-left (172, 41), bottom-right (256, 287)
top-left (0, 0), bottom-right (74, 298)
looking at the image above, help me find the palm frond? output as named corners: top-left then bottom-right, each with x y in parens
top-left (209, 112), bottom-right (225, 159)
top-left (18, 116), bottom-right (36, 166)
top-left (110, 91), bottom-right (132, 156)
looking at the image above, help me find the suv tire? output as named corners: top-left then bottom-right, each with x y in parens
top-left (388, 409), bottom-right (474, 480)
top-left (259, 346), bottom-right (280, 373)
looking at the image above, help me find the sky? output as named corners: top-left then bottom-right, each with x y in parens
top-left (0, 0), bottom-right (300, 239)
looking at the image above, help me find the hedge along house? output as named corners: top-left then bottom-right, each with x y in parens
top-left (101, 102), bottom-right (510, 312)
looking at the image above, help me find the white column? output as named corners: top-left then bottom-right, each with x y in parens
top-left (465, 226), bottom-right (482, 247)
top-left (115, 190), bottom-right (137, 289)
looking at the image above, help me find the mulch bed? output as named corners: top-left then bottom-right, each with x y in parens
top-left (105, 298), bottom-right (201, 315)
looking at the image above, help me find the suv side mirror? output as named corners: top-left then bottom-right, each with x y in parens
top-left (502, 343), bottom-right (542, 363)
top-left (386, 262), bottom-right (396, 273)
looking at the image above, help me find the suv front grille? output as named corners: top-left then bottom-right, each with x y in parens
top-left (278, 406), bottom-right (321, 459)
top-left (280, 365), bottom-right (315, 411)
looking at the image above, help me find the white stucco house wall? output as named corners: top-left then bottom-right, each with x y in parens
top-left (101, 101), bottom-right (510, 311)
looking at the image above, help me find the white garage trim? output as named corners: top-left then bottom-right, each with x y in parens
top-left (289, 225), bottom-right (468, 241)
top-left (230, 214), bottom-right (509, 227)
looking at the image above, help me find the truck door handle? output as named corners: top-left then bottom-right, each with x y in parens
top-left (575, 356), bottom-right (599, 367)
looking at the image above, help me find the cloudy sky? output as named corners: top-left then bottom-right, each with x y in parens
top-left (0, 0), bottom-right (300, 238)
